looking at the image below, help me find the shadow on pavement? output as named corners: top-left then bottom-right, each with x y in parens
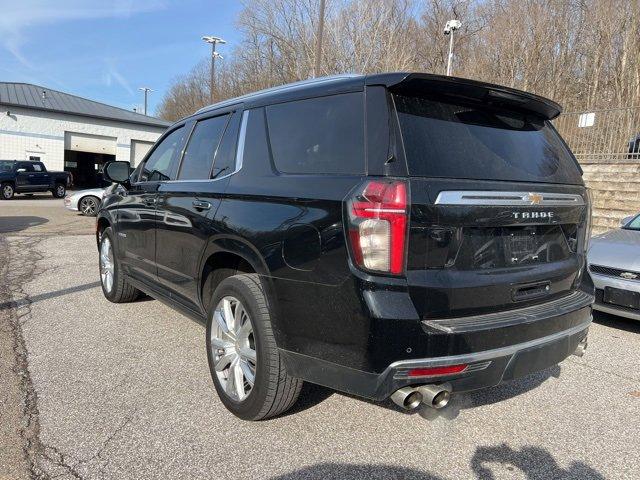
top-left (269, 463), bottom-right (443, 479)
top-left (593, 310), bottom-right (640, 334)
top-left (471, 444), bottom-right (605, 479)
top-left (0, 281), bottom-right (101, 310)
top-left (0, 216), bottom-right (49, 233)
top-left (269, 449), bottom-right (604, 480)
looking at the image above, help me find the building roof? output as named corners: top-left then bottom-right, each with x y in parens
top-left (0, 82), bottom-right (170, 128)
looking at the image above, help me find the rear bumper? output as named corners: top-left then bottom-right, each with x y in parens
top-left (280, 300), bottom-right (592, 401)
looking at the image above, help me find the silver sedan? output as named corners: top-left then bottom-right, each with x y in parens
top-left (63, 187), bottom-right (108, 217)
top-left (588, 214), bottom-right (640, 321)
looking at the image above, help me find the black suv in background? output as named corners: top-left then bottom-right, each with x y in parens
top-left (98, 73), bottom-right (594, 420)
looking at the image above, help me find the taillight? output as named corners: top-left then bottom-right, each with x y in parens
top-left (407, 364), bottom-right (468, 377)
top-left (346, 179), bottom-right (408, 275)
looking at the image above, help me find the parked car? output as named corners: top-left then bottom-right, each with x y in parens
top-left (64, 185), bottom-right (110, 216)
top-left (589, 213), bottom-right (640, 321)
top-left (96, 73), bottom-right (594, 420)
top-left (0, 160), bottom-right (72, 200)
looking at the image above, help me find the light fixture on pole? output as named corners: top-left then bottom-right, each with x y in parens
top-left (138, 87), bottom-right (153, 115)
top-left (443, 19), bottom-right (462, 76)
top-left (202, 35), bottom-right (226, 103)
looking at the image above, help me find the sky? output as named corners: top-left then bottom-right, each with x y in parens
top-left (0, 0), bottom-right (243, 116)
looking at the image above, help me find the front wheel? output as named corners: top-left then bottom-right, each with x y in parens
top-left (99, 227), bottom-right (140, 303)
top-left (52, 183), bottom-right (66, 198)
top-left (1, 183), bottom-right (14, 200)
top-left (79, 196), bottom-right (99, 216)
top-left (206, 274), bottom-right (302, 420)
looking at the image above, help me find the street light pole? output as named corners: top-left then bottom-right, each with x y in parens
top-left (443, 19), bottom-right (462, 76)
top-left (138, 87), bottom-right (153, 115)
top-left (313, 0), bottom-right (326, 78)
top-left (202, 36), bottom-right (226, 103)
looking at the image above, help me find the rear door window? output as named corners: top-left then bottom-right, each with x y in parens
top-left (265, 92), bottom-right (365, 175)
top-left (394, 94), bottom-right (582, 184)
top-left (178, 115), bottom-right (229, 180)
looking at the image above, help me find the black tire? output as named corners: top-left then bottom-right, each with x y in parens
top-left (99, 227), bottom-right (140, 303)
top-left (52, 183), bottom-right (66, 198)
top-left (206, 273), bottom-right (302, 420)
top-left (79, 195), bottom-right (100, 216)
top-left (1, 183), bottom-right (14, 200)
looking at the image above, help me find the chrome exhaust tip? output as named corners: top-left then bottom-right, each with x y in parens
top-left (417, 383), bottom-right (452, 409)
top-left (390, 387), bottom-right (423, 410)
top-left (573, 336), bottom-right (588, 357)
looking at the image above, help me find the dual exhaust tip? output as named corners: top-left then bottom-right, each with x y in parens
top-left (390, 383), bottom-right (452, 411)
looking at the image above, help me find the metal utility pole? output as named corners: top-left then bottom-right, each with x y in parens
top-left (313, 0), bottom-right (326, 78)
top-left (202, 36), bottom-right (226, 103)
top-left (138, 87), bottom-right (153, 115)
top-left (443, 19), bottom-right (462, 76)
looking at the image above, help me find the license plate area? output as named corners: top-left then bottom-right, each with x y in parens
top-left (603, 287), bottom-right (640, 309)
top-left (456, 225), bottom-right (574, 270)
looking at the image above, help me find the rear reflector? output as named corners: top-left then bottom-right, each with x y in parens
top-left (407, 364), bottom-right (468, 377)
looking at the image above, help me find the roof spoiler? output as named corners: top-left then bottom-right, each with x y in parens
top-left (369, 73), bottom-right (562, 120)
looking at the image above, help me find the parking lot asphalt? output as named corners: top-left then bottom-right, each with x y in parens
top-left (1, 201), bottom-right (639, 479)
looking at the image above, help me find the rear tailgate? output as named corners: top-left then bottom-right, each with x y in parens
top-left (391, 89), bottom-right (590, 319)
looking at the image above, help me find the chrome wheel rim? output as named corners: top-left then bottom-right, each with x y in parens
top-left (210, 296), bottom-right (257, 401)
top-left (80, 197), bottom-right (97, 215)
top-left (100, 237), bottom-right (114, 293)
top-left (3, 185), bottom-right (12, 198)
top-left (56, 185), bottom-right (65, 196)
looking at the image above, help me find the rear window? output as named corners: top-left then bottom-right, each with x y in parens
top-left (394, 94), bottom-right (582, 184)
top-left (265, 93), bottom-right (365, 175)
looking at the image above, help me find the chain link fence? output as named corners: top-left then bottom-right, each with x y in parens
top-left (554, 106), bottom-right (640, 162)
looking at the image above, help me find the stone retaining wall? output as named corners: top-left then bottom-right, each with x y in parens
top-left (581, 161), bottom-right (640, 234)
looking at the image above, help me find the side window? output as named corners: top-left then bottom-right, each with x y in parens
top-left (211, 110), bottom-right (242, 178)
top-left (265, 92), bottom-right (365, 175)
top-left (178, 114), bottom-right (229, 180)
top-left (33, 164), bottom-right (43, 172)
top-left (17, 163), bottom-right (34, 172)
top-left (140, 127), bottom-right (185, 182)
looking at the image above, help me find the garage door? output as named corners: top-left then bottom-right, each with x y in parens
top-left (131, 140), bottom-right (155, 166)
top-left (64, 132), bottom-right (116, 155)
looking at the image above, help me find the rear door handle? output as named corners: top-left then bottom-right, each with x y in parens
top-left (192, 200), bottom-right (211, 211)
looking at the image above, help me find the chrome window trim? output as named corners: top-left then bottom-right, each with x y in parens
top-left (159, 110), bottom-right (250, 184)
top-left (434, 190), bottom-right (585, 207)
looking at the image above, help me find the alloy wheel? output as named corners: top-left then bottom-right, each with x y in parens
top-left (3, 185), bottom-right (13, 199)
top-left (210, 296), bottom-right (257, 401)
top-left (80, 197), bottom-right (98, 216)
top-left (100, 237), bottom-right (114, 293)
top-left (56, 185), bottom-right (65, 197)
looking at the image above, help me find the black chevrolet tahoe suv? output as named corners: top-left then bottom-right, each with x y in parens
top-left (0, 160), bottom-right (72, 199)
top-left (98, 73), bottom-right (594, 420)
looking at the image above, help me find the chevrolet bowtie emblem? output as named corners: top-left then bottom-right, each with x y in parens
top-left (525, 193), bottom-right (544, 205)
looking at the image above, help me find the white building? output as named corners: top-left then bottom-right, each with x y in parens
top-left (0, 82), bottom-right (169, 188)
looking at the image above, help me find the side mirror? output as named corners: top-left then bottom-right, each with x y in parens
top-left (16, 168), bottom-right (27, 173)
top-left (620, 215), bottom-right (634, 227)
top-left (103, 161), bottom-right (131, 184)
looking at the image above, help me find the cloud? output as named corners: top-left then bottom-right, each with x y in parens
top-left (0, 0), bottom-right (166, 68)
top-left (103, 59), bottom-right (134, 95)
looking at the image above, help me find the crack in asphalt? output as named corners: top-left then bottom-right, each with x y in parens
top-left (1, 235), bottom-right (136, 479)
top-left (1, 234), bottom-right (47, 479)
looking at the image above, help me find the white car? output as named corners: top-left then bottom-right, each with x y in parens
top-left (63, 187), bottom-right (109, 216)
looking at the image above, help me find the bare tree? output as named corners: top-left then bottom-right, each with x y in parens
top-left (157, 0), bottom-right (640, 121)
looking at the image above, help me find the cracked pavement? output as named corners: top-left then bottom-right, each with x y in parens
top-left (1, 198), bottom-right (639, 479)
